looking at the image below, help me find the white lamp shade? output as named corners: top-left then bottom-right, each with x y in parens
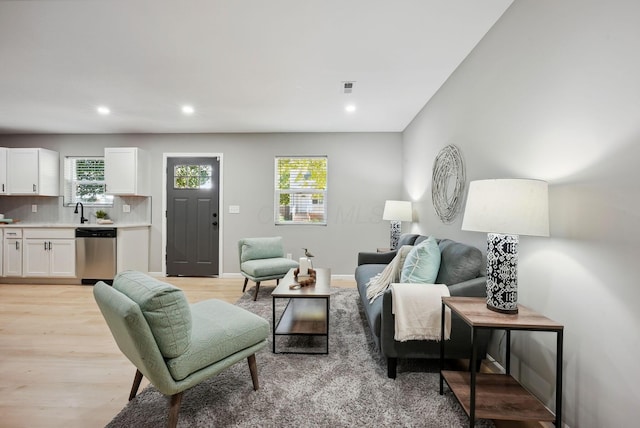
top-left (382, 200), bottom-right (412, 222)
top-left (461, 179), bottom-right (549, 237)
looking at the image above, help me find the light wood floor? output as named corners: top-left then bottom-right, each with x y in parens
top-left (0, 277), bottom-right (545, 428)
top-left (0, 277), bottom-right (355, 428)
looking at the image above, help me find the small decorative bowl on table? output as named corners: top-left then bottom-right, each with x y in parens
top-left (289, 268), bottom-right (317, 289)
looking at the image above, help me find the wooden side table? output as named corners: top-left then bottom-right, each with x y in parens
top-left (439, 297), bottom-right (564, 427)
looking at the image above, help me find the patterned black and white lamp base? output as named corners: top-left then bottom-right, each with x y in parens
top-left (486, 233), bottom-right (519, 314)
top-left (389, 220), bottom-right (402, 250)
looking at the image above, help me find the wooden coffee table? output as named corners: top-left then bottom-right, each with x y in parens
top-left (271, 268), bottom-right (331, 354)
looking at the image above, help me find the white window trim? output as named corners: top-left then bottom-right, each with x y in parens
top-left (64, 156), bottom-right (113, 207)
top-left (274, 156), bottom-right (328, 226)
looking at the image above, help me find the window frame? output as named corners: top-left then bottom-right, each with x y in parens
top-left (64, 156), bottom-right (113, 207)
top-left (274, 155), bottom-right (328, 226)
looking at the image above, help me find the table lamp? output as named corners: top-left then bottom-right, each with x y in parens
top-left (461, 179), bottom-right (549, 314)
top-left (382, 200), bottom-right (412, 249)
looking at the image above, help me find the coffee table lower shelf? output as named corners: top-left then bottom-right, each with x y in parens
top-left (273, 298), bottom-right (329, 354)
top-left (441, 370), bottom-right (555, 422)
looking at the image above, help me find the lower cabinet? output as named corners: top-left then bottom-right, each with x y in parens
top-left (117, 227), bottom-right (149, 272)
top-left (3, 229), bottom-right (23, 277)
top-left (23, 239), bottom-right (76, 277)
top-left (22, 229), bottom-right (76, 278)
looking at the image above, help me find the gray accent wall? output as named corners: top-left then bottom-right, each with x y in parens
top-left (402, 1), bottom-right (640, 427)
top-left (0, 132), bottom-right (402, 275)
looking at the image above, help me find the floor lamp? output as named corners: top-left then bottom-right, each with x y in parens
top-left (382, 200), bottom-right (412, 249)
top-left (461, 179), bottom-right (549, 314)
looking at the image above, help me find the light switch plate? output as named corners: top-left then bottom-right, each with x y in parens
top-left (32, 204), bottom-right (37, 213)
top-left (123, 204), bottom-right (131, 213)
top-left (229, 205), bottom-right (240, 214)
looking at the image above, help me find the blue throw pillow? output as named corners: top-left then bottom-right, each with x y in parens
top-left (400, 236), bottom-right (441, 283)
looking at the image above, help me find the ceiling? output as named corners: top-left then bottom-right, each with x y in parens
top-left (0, 0), bottom-right (513, 134)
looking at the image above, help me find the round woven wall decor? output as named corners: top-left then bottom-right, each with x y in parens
top-left (431, 145), bottom-right (465, 224)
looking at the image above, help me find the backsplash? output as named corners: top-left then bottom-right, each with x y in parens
top-left (0, 196), bottom-right (151, 225)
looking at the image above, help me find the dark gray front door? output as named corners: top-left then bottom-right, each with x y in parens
top-left (166, 156), bottom-right (220, 276)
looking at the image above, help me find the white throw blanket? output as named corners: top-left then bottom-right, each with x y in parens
top-left (366, 245), bottom-right (413, 303)
top-left (391, 283), bottom-right (451, 342)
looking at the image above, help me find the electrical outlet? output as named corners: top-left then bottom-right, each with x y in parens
top-left (122, 204), bottom-right (131, 213)
top-left (229, 205), bottom-right (240, 214)
top-left (31, 204), bottom-right (37, 213)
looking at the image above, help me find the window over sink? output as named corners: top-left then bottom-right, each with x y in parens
top-left (64, 156), bottom-right (114, 207)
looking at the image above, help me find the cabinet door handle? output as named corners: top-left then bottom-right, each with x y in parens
top-left (15, 241), bottom-right (19, 250)
top-left (33, 184), bottom-right (37, 192)
top-left (48, 241), bottom-right (52, 250)
top-left (44, 242), bottom-right (47, 250)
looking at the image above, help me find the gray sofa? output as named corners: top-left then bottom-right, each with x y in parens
top-left (355, 233), bottom-right (491, 378)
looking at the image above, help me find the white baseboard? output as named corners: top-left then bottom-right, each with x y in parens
top-left (150, 271), bottom-right (355, 281)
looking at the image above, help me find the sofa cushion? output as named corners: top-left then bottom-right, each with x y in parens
top-left (400, 236), bottom-right (441, 284)
top-left (435, 239), bottom-right (483, 285)
top-left (167, 299), bottom-right (269, 381)
top-left (397, 234), bottom-right (420, 248)
top-left (240, 237), bottom-right (284, 262)
top-left (241, 257), bottom-right (299, 278)
top-left (113, 271), bottom-right (192, 358)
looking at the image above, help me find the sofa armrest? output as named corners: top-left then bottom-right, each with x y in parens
top-left (358, 250), bottom-right (397, 266)
top-left (447, 276), bottom-right (487, 297)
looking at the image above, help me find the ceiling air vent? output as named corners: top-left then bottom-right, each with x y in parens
top-left (342, 81), bottom-right (355, 94)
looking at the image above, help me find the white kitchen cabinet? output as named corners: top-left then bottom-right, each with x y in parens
top-left (117, 226), bottom-right (149, 272)
top-left (104, 147), bottom-right (149, 196)
top-left (0, 229), bottom-right (3, 274)
top-left (6, 148), bottom-right (59, 196)
top-left (23, 229), bottom-right (75, 277)
top-left (3, 229), bottom-right (23, 277)
top-left (0, 147), bottom-right (7, 194)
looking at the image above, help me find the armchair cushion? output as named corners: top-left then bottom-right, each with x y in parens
top-left (113, 271), bottom-right (192, 358)
top-left (241, 257), bottom-right (299, 279)
top-left (167, 299), bottom-right (269, 380)
top-left (240, 237), bottom-right (285, 262)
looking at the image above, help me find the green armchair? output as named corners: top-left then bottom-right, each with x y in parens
top-left (93, 271), bottom-right (269, 428)
top-left (238, 236), bottom-right (299, 300)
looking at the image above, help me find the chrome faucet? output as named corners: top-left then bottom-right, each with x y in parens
top-left (74, 202), bottom-right (88, 224)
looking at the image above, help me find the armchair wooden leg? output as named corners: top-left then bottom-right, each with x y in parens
top-left (242, 277), bottom-right (249, 292)
top-left (253, 281), bottom-right (261, 301)
top-left (168, 392), bottom-right (183, 428)
top-left (247, 353), bottom-right (259, 390)
top-left (129, 369), bottom-right (143, 401)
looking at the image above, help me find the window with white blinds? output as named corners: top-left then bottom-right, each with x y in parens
top-left (275, 156), bottom-right (327, 225)
top-left (64, 157), bottom-right (113, 206)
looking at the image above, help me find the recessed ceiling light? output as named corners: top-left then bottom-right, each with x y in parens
top-left (96, 106), bottom-right (110, 115)
top-left (345, 104), bottom-right (356, 113)
top-left (181, 105), bottom-right (195, 115)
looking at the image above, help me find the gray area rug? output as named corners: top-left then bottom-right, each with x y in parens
top-left (107, 285), bottom-right (494, 427)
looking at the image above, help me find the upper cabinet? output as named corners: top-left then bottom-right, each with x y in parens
top-left (104, 147), bottom-right (150, 196)
top-left (0, 148), bottom-right (7, 194)
top-left (6, 148), bottom-right (59, 196)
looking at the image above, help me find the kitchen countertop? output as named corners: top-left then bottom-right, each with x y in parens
top-left (0, 223), bottom-right (151, 229)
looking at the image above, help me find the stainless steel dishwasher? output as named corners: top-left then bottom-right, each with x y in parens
top-left (75, 228), bottom-right (117, 284)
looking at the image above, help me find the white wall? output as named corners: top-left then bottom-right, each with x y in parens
top-left (0, 132), bottom-right (402, 275)
top-left (402, 1), bottom-right (640, 426)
